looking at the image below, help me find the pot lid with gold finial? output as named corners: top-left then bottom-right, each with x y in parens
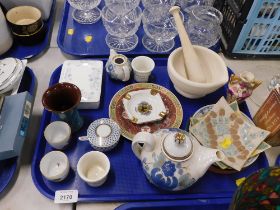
top-left (162, 129), bottom-right (193, 162)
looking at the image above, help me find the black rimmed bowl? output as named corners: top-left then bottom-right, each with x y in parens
top-left (6, 6), bottom-right (45, 45)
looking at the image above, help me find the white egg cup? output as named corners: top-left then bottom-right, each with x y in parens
top-left (44, 121), bottom-right (71, 149)
top-left (77, 151), bottom-right (110, 187)
top-left (131, 56), bottom-right (155, 83)
top-left (39, 151), bottom-right (70, 182)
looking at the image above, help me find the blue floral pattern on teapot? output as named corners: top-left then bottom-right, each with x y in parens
top-left (132, 128), bottom-right (224, 191)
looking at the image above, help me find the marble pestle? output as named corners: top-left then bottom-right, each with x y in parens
top-left (169, 6), bottom-right (207, 83)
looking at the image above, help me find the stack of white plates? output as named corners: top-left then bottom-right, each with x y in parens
top-left (0, 57), bottom-right (26, 95)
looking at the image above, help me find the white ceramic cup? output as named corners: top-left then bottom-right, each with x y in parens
top-left (131, 56), bottom-right (155, 82)
top-left (44, 121), bottom-right (71, 149)
top-left (0, 8), bottom-right (13, 56)
top-left (77, 151), bottom-right (110, 187)
top-left (39, 151), bottom-right (70, 182)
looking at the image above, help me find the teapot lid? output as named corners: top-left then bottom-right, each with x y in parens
top-left (162, 131), bottom-right (193, 161)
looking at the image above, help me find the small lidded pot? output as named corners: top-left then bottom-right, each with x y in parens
top-left (79, 118), bottom-right (121, 152)
top-left (6, 6), bottom-right (45, 45)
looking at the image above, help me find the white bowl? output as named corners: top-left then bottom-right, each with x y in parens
top-left (77, 151), bottom-right (110, 187)
top-left (44, 121), bottom-right (71, 149)
top-left (39, 151), bottom-right (70, 182)
top-left (167, 46), bottom-right (229, 99)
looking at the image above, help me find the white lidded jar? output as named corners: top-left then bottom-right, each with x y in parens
top-left (0, 7), bottom-right (13, 56)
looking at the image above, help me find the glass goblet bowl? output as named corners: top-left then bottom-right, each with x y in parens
top-left (67, 0), bottom-right (101, 24)
top-left (102, 6), bottom-right (142, 52)
top-left (142, 8), bottom-right (179, 53)
top-left (104, 0), bottom-right (140, 16)
top-left (185, 5), bottom-right (223, 48)
top-left (142, 0), bottom-right (176, 13)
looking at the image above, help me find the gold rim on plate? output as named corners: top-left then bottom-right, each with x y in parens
top-left (109, 83), bottom-right (183, 140)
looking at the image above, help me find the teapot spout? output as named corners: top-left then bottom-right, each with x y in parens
top-left (200, 147), bottom-right (225, 171)
top-left (109, 49), bottom-right (117, 58)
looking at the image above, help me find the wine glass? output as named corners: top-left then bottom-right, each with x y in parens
top-left (185, 5), bottom-right (223, 48)
top-left (67, 0), bottom-right (101, 24)
top-left (267, 74), bottom-right (280, 91)
top-left (177, 0), bottom-right (214, 11)
top-left (142, 8), bottom-right (180, 53)
top-left (142, 0), bottom-right (176, 13)
top-left (104, 0), bottom-right (140, 16)
top-left (102, 6), bottom-right (142, 52)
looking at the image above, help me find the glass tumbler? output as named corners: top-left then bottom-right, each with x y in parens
top-left (185, 5), bottom-right (223, 48)
top-left (102, 6), bottom-right (142, 52)
top-left (142, 8), bottom-right (180, 53)
top-left (267, 74), bottom-right (280, 91)
top-left (67, 0), bottom-right (101, 24)
top-left (104, 0), bottom-right (140, 16)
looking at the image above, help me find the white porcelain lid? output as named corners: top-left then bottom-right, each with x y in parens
top-left (0, 58), bottom-right (17, 86)
top-left (162, 132), bottom-right (193, 161)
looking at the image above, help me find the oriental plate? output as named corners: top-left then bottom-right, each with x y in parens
top-left (109, 83), bottom-right (183, 141)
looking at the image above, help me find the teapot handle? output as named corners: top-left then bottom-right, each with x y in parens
top-left (132, 132), bottom-right (155, 160)
top-left (122, 65), bottom-right (131, 82)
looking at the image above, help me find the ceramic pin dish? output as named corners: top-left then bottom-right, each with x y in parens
top-left (122, 89), bottom-right (167, 124)
top-left (190, 97), bottom-right (270, 171)
top-left (79, 118), bottom-right (121, 152)
top-left (59, 60), bottom-right (103, 109)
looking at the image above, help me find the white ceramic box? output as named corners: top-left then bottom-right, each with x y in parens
top-left (59, 60), bottom-right (103, 109)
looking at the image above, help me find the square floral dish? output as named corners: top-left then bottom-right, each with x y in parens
top-left (59, 60), bottom-right (103, 109)
top-left (190, 97), bottom-right (270, 171)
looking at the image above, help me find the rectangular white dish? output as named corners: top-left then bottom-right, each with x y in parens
top-left (59, 60), bottom-right (103, 109)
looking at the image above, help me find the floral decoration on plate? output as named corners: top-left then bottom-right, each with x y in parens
top-left (109, 83), bottom-right (183, 140)
top-left (190, 97), bottom-right (270, 171)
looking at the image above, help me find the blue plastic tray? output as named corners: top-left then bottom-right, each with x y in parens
top-left (0, 0), bottom-right (56, 60)
top-left (32, 58), bottom-right (268, 202)
top-left (115, 198), bottom-right (232, 210)
top-left (57, 1), bottom-right (220, 57)
top-left (0, 67), bottom-right (36, 195)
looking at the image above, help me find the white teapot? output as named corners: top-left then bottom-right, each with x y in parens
top-left (105, 49), bottom-right (132, 82)
top-left (132, 128), bottom-right (224, 191)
